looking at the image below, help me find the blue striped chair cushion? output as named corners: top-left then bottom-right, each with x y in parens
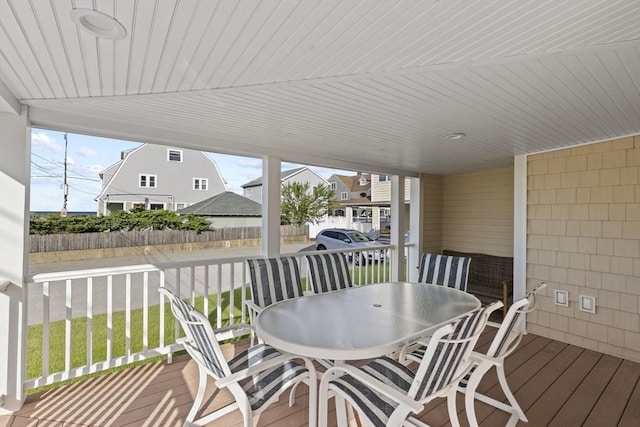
top-left (415, 306), bottom-right (485, 399)
top-left (229, 343), bottom-right (310, 411)
top-left (418, 253), bottom-right (471, 291)
top-left (166, 291), bottom-right (226, 378)
top-left (329, 356), bottom-right (414, 427)
top-left (247, 257), bottom-right (304, 307)
top-left (305, 252), bottom-right (353, 293)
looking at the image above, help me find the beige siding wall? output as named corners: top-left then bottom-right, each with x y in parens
top-left (421, 175), bottom-right (444, 253)
top-left (527, 136), bottom-right (640, 363)
top-left (442, 167), bottom-right (514, 257)
top-left (371, 175), bottom-right (411, 202)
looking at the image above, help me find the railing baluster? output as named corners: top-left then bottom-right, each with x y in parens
top-left (87, 277), bottom-right (93, 366)
top-left (42, 281), bottom-right (50, 378)
top-left (159, 270), bottom-right (165, 349)
top-left (174, 267), bottom-right (180, 344)
top-left (189, 266), bottom-right (196, 306)
top-left (143, 272), bottom-right (148, 351)
top-left (125, 273), bottom-right (131, 357)
top-left (229, 262), bottom-right (235, 325)
top-left (65, 279), bottom-right (72, 374)
top-left (216, 265), bottom-right (222, 328)
top-left (203, 265), bottom-right (209, 315)
top-left (107, 275), bottom-right (113, 362)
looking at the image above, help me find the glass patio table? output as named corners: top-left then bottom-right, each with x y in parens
top-left (255, 281), bottom-right (480, 361)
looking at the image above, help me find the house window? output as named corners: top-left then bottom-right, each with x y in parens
top-left (245, 188), bottom-right (252, 197)
top-left (330, 182), bottom-right (337, 190)
top-left (175, 203), bottom-right (186, 210)
top-left (139, 174), bottom-right (157, 188)
top-left (359, 177), bottom-right (367, 185)
top-left (341, 192), bottom-right (348, 200)
top-left (194, 178), bottom-right (208, 190)
top-left (149, 203), bottom-right (164, 210)
top-left (382, 208), bottom-right (391, 216)
top-left (379, 175), bottom-right (390, 182)
top-left (167, 149), bottom-right (183, 162)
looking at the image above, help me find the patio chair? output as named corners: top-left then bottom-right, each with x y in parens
top-left (246, 256), bottom-right (304, 329)
top-left (159, 287), bottom-right (317, 427)
top-left (417, 252), bottom-right (471, 291)
top-left (318, 301), bottom-right (502, 427)
top-left (459, 281), bottom-right (547, 427)
top-left (305, 252), bottom-right (353, 293)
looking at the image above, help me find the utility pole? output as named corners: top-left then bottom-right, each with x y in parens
top-left (61, 133), bottom-right (69, 217)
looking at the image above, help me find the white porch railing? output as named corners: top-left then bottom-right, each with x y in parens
top-left (26, 246), bottom-right (398, 390)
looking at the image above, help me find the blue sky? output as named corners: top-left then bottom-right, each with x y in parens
top-left (30, 128), bottom-right (353, 212)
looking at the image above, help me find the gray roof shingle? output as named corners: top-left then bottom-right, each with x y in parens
top-left (177, 191), bottom-right (261, 216)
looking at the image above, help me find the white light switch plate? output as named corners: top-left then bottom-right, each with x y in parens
top-left (554, 290), bottom-right (569, 307)
top-left (579, 295), bottom-right (596, 313)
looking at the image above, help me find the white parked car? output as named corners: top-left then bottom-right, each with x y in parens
top-left (315, 228), bottom-right (388, 263)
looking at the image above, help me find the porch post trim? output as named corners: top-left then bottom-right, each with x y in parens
top-left (408, 176), bottom-right (423, 282)
top-left (261, 156), bottom-right (281, 258)
top-left (390, 175), bottom-right (405, 282)
top-left (0, 106), bottom-right (30, 413)
top-left (514, 155), bottom-right (528, 305)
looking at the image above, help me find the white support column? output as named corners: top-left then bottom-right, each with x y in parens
top-left (0, 107), bottom-right (30, 413)
top-left (408, 176), bottom-right (423, 282)
top-left (261, 156), bottom-right (281, 258)
top-left (390, 175), bottom-right (406, 282)
top-left (514, 155), bottom-right (528, 302)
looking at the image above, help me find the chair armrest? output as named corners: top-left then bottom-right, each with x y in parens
top-left (216, 351), bottom-right (313, 388)
top-left (321, 365), bottom-right (423, 413)
top-left (244, 300), bottom-right (262, 315)
top-left (214, 323), bottom-right (255, 340)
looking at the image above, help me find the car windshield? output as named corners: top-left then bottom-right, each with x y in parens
top-left (347, 231), bottom-right (371, 242)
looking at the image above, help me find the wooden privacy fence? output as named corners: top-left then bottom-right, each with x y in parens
top-left (29, 225), bottom-right (308, 253)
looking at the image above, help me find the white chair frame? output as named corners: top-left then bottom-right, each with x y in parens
top-left (160, 288), bottom-right (317, 427)
top-left (318, 302), bottom-right (503, 427)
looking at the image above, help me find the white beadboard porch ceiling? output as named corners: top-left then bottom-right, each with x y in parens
top-left (1, 0), bottom-right (639, 176)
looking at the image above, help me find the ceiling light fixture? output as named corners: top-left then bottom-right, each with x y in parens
top-left (444, 133), bottom-right (466, 140)
top-left (70, 9), bottom-right (127, 40)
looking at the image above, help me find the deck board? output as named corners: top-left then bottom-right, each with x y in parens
top-left (1, 332), bottom-right (638, 427)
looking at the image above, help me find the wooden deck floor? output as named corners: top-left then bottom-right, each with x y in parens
top-left (1, 330), bottom-right (639, 427)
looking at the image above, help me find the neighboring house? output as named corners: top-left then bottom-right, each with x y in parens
top-left (96, 144), bottom-right (227, 215)
top-left (327, 172), bottom-right (372, 219)
top-left (370, 174), bottom-right (411, 232)
top-left (241, 166), bottom-right (328, 203)
top-left (177, 191), bottom-right (262, 228)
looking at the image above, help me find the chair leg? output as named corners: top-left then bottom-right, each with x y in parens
top-left (496, 364), bottom-right (527, 422)
top-left (318, 376), bottom-right (331, 427)
top-left (186, 367), bottom-right (208, 424)
top-left (463, 364), bottom-right (492, 427)
top-left (447, 387), bottom-right (461, 427)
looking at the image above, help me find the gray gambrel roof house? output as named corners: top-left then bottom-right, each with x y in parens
top-left (178, 191), bottom-right (261, 217)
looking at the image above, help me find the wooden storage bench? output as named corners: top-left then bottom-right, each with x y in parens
top-left (443, 249), bottom-right (513, 317)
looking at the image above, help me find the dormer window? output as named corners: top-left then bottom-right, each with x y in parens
top-left (330, 182), bottom-right (337, 190)
top-left (168, 149), bottom-right (183, 162)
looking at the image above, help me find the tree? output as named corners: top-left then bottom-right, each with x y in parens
top-left (280, 182), bottom-right (334, 225)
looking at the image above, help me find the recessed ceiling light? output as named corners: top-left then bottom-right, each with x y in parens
top-left (444, 133), bottom-right (466, 140)
top-left (70, 9), bottom-right (127, 40)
